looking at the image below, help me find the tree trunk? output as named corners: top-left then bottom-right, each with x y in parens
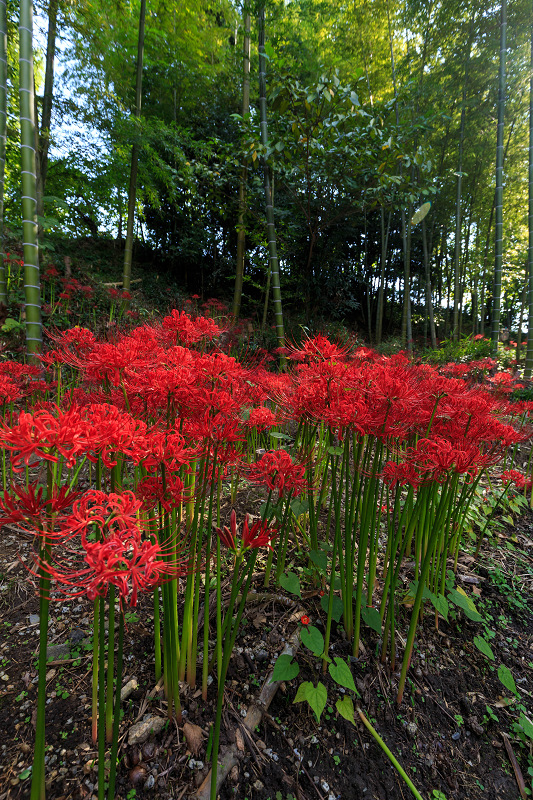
top-left (375, 208), bottom-right (391, 345)
top-left (516, 264), bottom-right (527, 365)
top-left (491, 0), bottom-right (507, 357)
top-left (0, 0), bottom-right (6, 306)
top-left (525, 3), bottom-right (533, 378)
top-left (36, 0), bottom-right (58, 220)
top-left (19, 0), bottom-right (42, 362)
top-left (232, 11), bottom-right (251, 320)
top-left (258, 6), bottom-right (285, 358)
top-left (122, 0), bottom-right (146, 292)
top-left (422, 217), bottom-right (437, 348)
top-left (452, 11), bottom-right (475, 341)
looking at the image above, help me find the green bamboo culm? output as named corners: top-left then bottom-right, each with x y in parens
top-left (0, 0), bottom-right (7, 306)
top-left (524, 0), bottom-right (533, 378)
top-left (122, 0), bottom-right (146, 294)
top-left (490, 0), bottom-right (507, 358)
top-left (19, 0), bottom-right (42, 361)
top-left (258, 6), bottom-right (285, 363)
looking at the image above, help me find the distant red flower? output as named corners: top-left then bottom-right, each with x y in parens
top-left (300, 615), bottom-right (310, 627)
top-left (501, 470), bottom-right (532, 491)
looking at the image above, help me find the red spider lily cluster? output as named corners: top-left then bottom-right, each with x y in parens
top-left (0, 313), bottom-right (530, 656)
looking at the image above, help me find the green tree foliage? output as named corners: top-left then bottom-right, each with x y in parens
top-left (5, 0), bottom-right (533, 341)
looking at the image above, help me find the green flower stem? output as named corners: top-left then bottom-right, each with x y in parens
top-left (397, 480), bottom-right (456, 704)
top-left (356, 707), bottom-right (425, 800)
top-left (105, 586), bottom-right (115, 743)
top-left (107, 609), bottom-right (124, 800)
top-left (274, 493), bottom-right (295, 583)
top-left (91, 598), bottom-right (100, 744)
top-left (322, 500), bottom-right (341, 672)
top-left (215, 537), bottom-right (222, 684)
top-left (210, 548), bottom-right (258, 800)
top-left (30, 532), bottom-right (50, 800)
top-left (153, 587), bottom-right (161, 682)
top-left (202, 456), bottom-right (218, 699)
top-left (97, 595), bottom-right (106, 800)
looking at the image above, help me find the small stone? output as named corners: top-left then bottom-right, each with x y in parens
top-left (128, 715), bottom-right (166, 745)
top-left (46, 642), bottom-right (70, 660)
top-left (121, 678), bottom-right (138, 701)
top-left (229, 765), bottom-right (239, 783)
top-left (256, 740), bottom-right (266, 749)
top-left (235, 729), bottom-right (245, 752)
top-left (253, 780), bottom-right (264, 791)
top-left (69, 628), bottom-right (86, 644)
top-left (406, 722), bottom-right (418, 738)
top-left (255, 649), bottom-right (269, 662)
top-left (321, 781), bottom-right (330, 792)
top-left (29, 614), bottom-right (39, 625)
top-left (144, 774), bottom-right (155, 790)
top-left (452, 731), bottom-right (461, 741)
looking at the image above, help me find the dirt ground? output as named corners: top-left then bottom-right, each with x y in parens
top-left (0, 509), bottom-right (532, 800)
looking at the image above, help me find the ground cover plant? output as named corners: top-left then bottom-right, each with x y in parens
top-left (0, 309), bottom-right (532, 800)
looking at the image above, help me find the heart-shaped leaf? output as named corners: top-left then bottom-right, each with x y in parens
top-left (320, 593), bottom-right (343, 623)
top-left (271, 654), bottom-right (300, 683)
top-left (473, 635), bottom-right (494, 660)
top-left (498, 664), bottom-right (519, 697)
top-left (328, 657), bottom-right (356, 692)
top-left (279, 572), bottom-right (301, 598)
top-left (361, 606), bottom-right (381, 634)
top-left (336, 696), bottom-right (356, 726)
top-left (300, 624), bottom-right (324, 656)
top-left (294, 681), bottom-right (327, 722)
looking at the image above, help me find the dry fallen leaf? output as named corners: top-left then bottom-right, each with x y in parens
top-left (183, 721), bottom-right (204, 756)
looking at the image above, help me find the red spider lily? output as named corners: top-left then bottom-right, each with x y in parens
top-left (142, 428), bottom-right (196, 472)
top-left (406, 436), bottom-right (492, 482)
top-left (381, 460), bottom-right (422, 487)
top-left (501, 470), bottom-right (532, 491)
top-left (0, 374), bottom-right (21, 404)
top-left (35, 526), bottom-right (188, 608)
top-left (161, 309), bottom-right (221, 346)
top-left (248, 450), bottom-right (307, 498)
top-left (64, 490), bottom-right (145, 540)
top-left (0, 405), bottom-right (88, 470)
top-left (244, 406), bottom-right (278, 431)
top-left (215, 509), bottom-right (277, 555)
top-left (286, 334), bottom-right (351, 363)
top-left (136, 474), bottom-right (186, 513)
top-left (0, 484), bottom-right (81, 536)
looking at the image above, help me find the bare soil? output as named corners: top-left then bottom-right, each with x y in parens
top-left (0, 511), bottom-right (532, 800)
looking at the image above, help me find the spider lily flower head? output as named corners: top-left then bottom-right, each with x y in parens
top-left (248, 450), bottom-right (307, 498)
top-left (215, 509), bottom-right (277, 557)
top-left (40, 529), bottom-right (188, 609)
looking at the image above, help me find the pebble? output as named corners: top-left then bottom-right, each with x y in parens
top-left (29, 614), bottom-right (39, 625)
top-left (128, 715), bottom-right (166, 745)
top-left (253, 780), bottom-right (264, 791)
top-left (406, 722), bottom-right (418, 738)
top-left (144, 774), bottom-right (155, 789)
top-left (46, 642), bottom-right (70, 660)
top-left (452, 731), bottom-right (461, 741)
